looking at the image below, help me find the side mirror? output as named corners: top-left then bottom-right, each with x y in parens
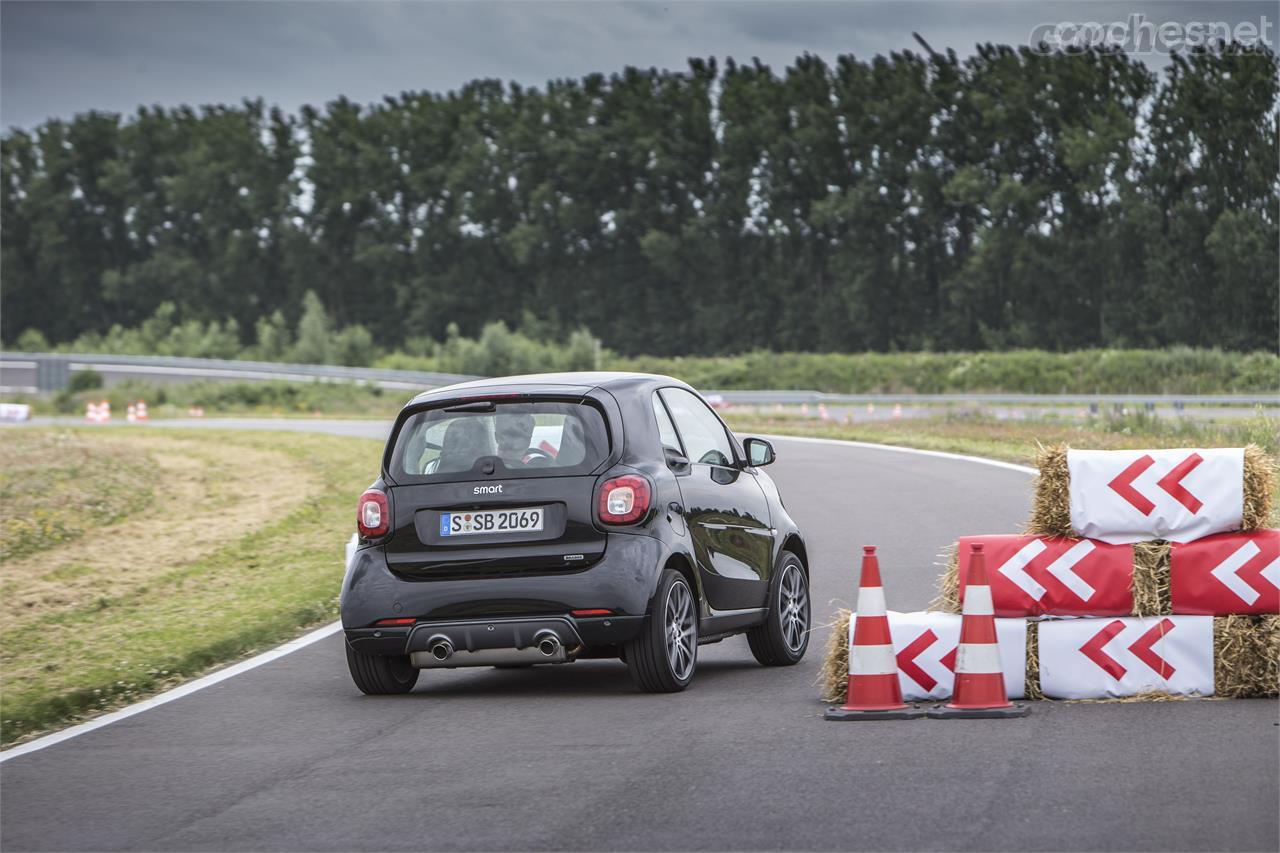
top-left (744, 437), bottom-right (775, 467)
top-left (664, 446), bottom-right (691, 473)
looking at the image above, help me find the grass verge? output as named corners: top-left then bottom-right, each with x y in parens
top-left (0, 427), bottom-right (379, 746)
top-left (723, 409), bottom-right (1280, 513)
top-left (725, 409), bottom-right (1280, 463)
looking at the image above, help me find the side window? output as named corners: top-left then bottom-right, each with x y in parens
top-left (651, 394), bottom-right (683, 455)
top-left (660, 388), bottom-right (734, 467)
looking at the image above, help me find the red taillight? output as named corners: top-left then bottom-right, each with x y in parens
top-left (597, 475), bottom-right (651, 525)
top-left (373, 617), bottom-right (416, 627)
top-left (571, 609), bottom-right (613, 618)
top-left (357, 489), bottom-right (390, 538)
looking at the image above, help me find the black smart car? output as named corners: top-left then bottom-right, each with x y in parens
top-left (341, 372), bottom-right (810, 694)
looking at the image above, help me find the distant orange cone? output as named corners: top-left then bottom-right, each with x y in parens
top-left (929, 543), bottom-right (1029, 719)
top-left (826, 546), bottom-right (924, 721)
top-left (135, 400), bottom-right (148, 421)
top-left (127, 403), bottom-right (137, 422)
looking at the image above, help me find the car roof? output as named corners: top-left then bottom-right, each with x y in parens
top-left (406, 371), bottom-right (689, 406)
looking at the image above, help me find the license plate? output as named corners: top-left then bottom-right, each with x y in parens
top-left (439, 507), bottom-right (545, 537)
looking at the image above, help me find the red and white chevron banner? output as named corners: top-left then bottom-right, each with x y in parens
top-left (1038, 616), bottom-right (1214, 699)
top-left (850, 611), bottom-right (1026, 701)
top-left (957, 534), bottom-right (1132, 617)
top-left (1171, 530), bottom-right (1280, 615)
top-left (1067, 448), bottom-right (1244, 544)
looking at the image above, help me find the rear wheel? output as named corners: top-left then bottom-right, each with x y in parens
top-left (345, 643), bottom-right (419, 694)
top-left (747, 551), bottom-right (810, 666)
top-left (624, 569), bottom-right (698, 692)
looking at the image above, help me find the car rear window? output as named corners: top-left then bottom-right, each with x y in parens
top-left (390, 400), bottom-right (610, 481)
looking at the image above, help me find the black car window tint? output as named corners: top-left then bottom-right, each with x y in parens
top-left (651, 393), bottom-right (684, 455)
top-left (437, 417), bottom-right (492, 473)
top-left (392, 401), bottom-right (609, 481)
top-left (659, 388), bottom-right (733, 467)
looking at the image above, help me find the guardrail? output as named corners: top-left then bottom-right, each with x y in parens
top-left (0, 352), bottom-right (1276, 406)
top-left (0, 352), bottom-right (477, 393)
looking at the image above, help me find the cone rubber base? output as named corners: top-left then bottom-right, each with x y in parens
top-left (825, 705), bottom-right (926, 721)
top-left (927, 703), bottom-right (1029, 719)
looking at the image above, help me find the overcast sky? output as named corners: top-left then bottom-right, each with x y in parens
top-left (2, 1), bottom-right (1276, 130)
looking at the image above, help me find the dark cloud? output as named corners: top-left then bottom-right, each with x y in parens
top-left (2, 1), bottom-right (1275, 129)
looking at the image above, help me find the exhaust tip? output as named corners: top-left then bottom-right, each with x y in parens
top-left (428, 636), bottom-right (454, 661)
top-left (534, 630), bottom-right (562, 657)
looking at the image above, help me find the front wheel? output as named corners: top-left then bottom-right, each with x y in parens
top-left (345, 643), bottom-right (419, 694)
top-left (747, 551), bottom-right (810, 666)
top-left (624, 569), bottom-right (698, 692)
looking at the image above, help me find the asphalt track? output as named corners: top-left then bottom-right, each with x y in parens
top-left (2, 421), bottom-right (1276, 851)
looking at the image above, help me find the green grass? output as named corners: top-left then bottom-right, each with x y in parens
top-left (725, 408), bottom-right (1280, 465)
top-left (0, 431), bottom-right (155, 562)
top-left (724, 409), bottom-right (1280, 511)
top-left (610, 348), bottom-right (1280, 394)
top-left (0, 427), bottom-right (380, 746)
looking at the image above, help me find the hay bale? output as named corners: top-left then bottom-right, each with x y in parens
top-left (1130, 541), bottom-right (1172, 617)
top-left (1024, 620), bottom-right (1044, 700)
top-left (1028, 443), bottom-right (1073, 537)
top-left (929, 545), bottom-right (961, 613)
top-left (940, 536), bottom-right (1170, 617)
top-left (817, 609), bottom-right (851, 703)
top-left (1242, 443), bottom-right (1277, 529)
top-left (1029, 443), bottom-right (1276, 537)
top-left (1214, 614), bottom-right (1280, 698)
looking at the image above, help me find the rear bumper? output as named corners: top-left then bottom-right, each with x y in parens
top-left (340, 532), bottom-right (664, 653)
top-left (346, 613), bottom-right (646, 660)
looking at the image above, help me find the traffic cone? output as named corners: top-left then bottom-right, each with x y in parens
top-left (818, 403), bottom-right (829, 421)
top-left (826, 546), bottom-right (924, 721)
top-left (99, 401), bottom-right (111, 423)
top-left (85, 401), bottom-right (96, 423)
top-left (800, 402), bottom-right (810, 417)
top-left (892, 403), bottom-right (903, 419)
top-left (929, 543), bottom-right (1029, 719)
top-left (135, 401), bottom-right (148, 421)
top-left (127, 403), bottom-right (137, 422)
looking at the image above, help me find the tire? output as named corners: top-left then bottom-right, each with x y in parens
top-left (747, 551), bottom-right (810, 666)
top-left (624, 569), bottom-right (698, 692)
top-left (345, 643), bottom-right (420, 695)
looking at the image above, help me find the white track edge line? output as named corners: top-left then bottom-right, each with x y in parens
top-left (0, 433), bottom-right (1031, 761)
top-left (760, 433), bottom-right (1038, 476)
top-left (0, 620), bottom-right (343, 763)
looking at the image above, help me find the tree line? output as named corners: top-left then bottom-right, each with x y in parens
top-left (3, 43), bottom-right (1277, 357)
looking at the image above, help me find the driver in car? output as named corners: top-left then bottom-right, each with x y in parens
top-left (494, 413), bottom-right (536, 467)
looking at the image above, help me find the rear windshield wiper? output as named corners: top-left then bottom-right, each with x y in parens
top-left (443, 401), bottom-right (496, 413)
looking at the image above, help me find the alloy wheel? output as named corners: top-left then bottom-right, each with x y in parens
top-left (664, 580), bottom-right (696, 680)
top-left (779, 562), bottom-right (809, 653)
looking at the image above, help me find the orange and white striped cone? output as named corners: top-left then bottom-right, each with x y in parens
top-left (99, 401), bottom-right (111, 423)
top-left (84, 402), bottom-right (96, 423)
top-left (135, 401), bottom-right (148, 421)
top-left (826, 546), bottom-right (924, 721)
top-left (127, 403), bottom-right (137, 422)
top-left (929, 542), bottom-right (1029, 719)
